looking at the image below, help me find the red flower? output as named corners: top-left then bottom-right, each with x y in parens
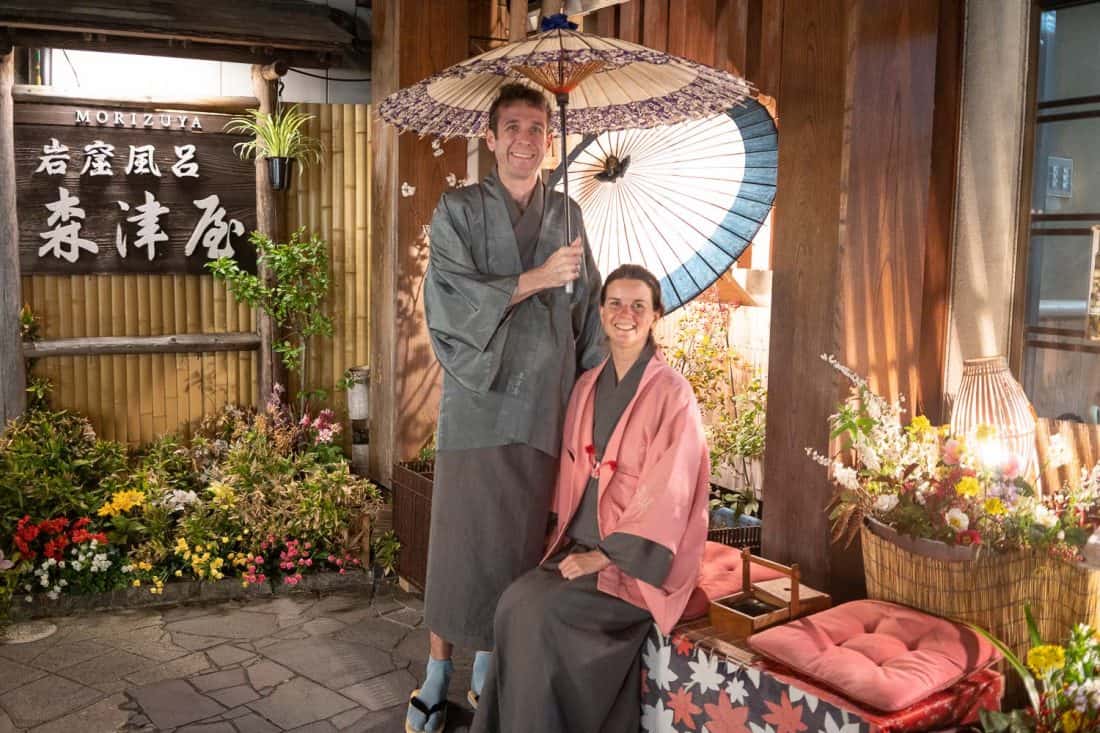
top-left (762, 692), bottom-right (808, 733)
top-left (702, 694), bottom-right (749, 733)
top-left (43, 536), bottom-right (69, 560)
top-left (672, 634), bottom-right (695, 656)
top-left (72, 517), bottom-right (91, 530)
top-left (667, 686), bottom-right (701, 730)
top-left (957, 529), bottom-right (982, 546)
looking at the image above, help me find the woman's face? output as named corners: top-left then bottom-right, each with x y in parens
top-left (600, 278), bottom-right (659, 353)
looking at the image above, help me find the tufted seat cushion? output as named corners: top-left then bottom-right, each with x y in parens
top-left (679, 541), bottom-right (786, 622)
top-left (747, 599), bottom-right (1001, 712)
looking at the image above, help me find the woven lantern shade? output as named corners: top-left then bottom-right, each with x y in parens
top-left (949, 355), bottom-right (1038, 483)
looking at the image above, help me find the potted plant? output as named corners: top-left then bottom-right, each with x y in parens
top-left (223, 104), bottom-right (323, 190)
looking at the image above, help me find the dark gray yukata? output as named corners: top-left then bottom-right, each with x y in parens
top-left (471, 344), bottom-right (672, 733)
top-left (423, 171), bottom-right (605, 650)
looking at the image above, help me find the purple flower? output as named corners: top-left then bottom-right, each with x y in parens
top-left (0, 549), bottom-right (14, 571)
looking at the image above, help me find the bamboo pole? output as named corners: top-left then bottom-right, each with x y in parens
top-left (356, 104), bottom-right (370, 367)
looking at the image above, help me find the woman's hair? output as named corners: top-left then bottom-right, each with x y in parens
top-left (600, 264), bottom-right (665, 317)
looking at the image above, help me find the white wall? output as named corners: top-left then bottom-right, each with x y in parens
top-left (943, 0), bottom-right (1032, 405)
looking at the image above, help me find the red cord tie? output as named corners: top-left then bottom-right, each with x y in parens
top-left (584, 445), bottom-right (617, 477)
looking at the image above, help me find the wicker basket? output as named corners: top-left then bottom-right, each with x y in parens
top-left (861, 521), bottom-right (1100, 662)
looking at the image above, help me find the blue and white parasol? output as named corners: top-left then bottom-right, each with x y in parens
top-left (549, 100), bottom-right (777, 311)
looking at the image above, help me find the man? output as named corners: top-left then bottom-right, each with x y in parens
top-left (407, 83), bottom-right (605, 733)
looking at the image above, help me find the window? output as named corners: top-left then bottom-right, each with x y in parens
top-left (1021, 1), bottom-right (1100, 423)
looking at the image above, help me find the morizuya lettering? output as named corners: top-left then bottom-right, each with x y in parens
top-left (74, 110), bottom-right (204, 131)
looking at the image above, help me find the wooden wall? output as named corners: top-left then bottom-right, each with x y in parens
top-left (21, 103), bottom-right (372, 445)
top-left (762, 0), bottom-right (960, 597)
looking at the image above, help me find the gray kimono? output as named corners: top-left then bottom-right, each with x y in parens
top-left (422, 170), bottom-right (605, 650)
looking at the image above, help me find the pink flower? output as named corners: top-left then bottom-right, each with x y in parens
top-left (304, 558), bottom-right (312, 567)
top-left (1000, 453), bottom-right (1021, 480)
top-left (254, 555), bottom-right (264, 564)
top-left (943, 439), bottom-right (963, 466)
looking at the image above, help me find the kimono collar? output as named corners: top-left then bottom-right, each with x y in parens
top-left (486, 169), bottom-right (544, 226)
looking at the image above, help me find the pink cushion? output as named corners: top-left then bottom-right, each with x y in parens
top-left (680, 542), bottom-right (786, 622)
top-left (747, 600), bottom-right (1001, 712)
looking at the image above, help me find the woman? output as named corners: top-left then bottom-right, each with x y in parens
top-left (471, 264), bottom-right (711, 733)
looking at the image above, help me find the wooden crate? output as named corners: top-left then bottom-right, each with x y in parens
top-left (391, 459), bottom-right (434, 590)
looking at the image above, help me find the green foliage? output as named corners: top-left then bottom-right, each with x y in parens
top-left (19, 305), bottom-right (39, 342)
top-left (223, 104), bottom-right (323, 168)
top-left (0, 409), bottom-right (127, 540)
top-left (661, 302), bottom-right (767, 500)
top-left (25, 377), bottom-right (52, 412)
top-left (372, 530), bottom-right (401, 578)
top-left (207, 228), bottom-right (334, 411)
top-left (970, 608), bottom-right (1100, 732)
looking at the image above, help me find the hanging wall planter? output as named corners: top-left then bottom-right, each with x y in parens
top-left (224, 104), bottom-right (323, 190)
top-left (267, 157), bottom-right (295, 191)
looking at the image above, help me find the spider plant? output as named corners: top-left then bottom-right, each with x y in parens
top-left (223, 104), bottom-right (323, 169)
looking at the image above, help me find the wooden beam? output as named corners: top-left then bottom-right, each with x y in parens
top-left (0, 52), bottom-right (25, 425)
top-left (510, 0), bottom-right (528, 41)
top-left (12, 86), bottom-right (258, 113)
top-left (251, 63), bottom-right (287, 406)
top-left (23, 332), bottom-right (261, 358)
top-left (0, 29), bottom-right (344, 69)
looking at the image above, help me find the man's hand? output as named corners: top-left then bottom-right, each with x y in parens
top-left (510, 237), bottom-right (583, 304)
top-left (558, 549), bottom-right (611, 580)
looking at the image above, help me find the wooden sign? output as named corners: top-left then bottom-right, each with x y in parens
top-left (14, 102), bottom-right (257, 275)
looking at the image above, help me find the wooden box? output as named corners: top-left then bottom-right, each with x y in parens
top-left (708, 550), bottom-right (831, 639)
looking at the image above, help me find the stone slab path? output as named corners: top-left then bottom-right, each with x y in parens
top-left (0, 586), bottom-right (475, 732)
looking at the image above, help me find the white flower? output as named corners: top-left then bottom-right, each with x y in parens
top-left (163, 489), bottom-right (199, 513)
top-left (641, 637), bottom-right (678, 692)
top-left (856, 443), bottom-right (881, 473)
top-left (640, 700), bottom-right (675, 733)
top-left (832, 463), bottom-right (860, 492)
top-left (24, 595), bottom-right (32, 603)
top-left (430, 138), bottom-right (444, 157)
top-left (1033, 504), bottom-right (1059, 529)
top-left (725, 677), bottom-right (748, 705)
top-left (1048, 434), bottom-right (1072, 469)
top-left (687, 649), bottom-right (724, 694)
top-left (945, 507), bottom-right (969, 532)
top-left (873, 493), bottom-right (899, 513)
top-left (46, 590), bottom-right (59, 600)
top-left (400, 182), bottom-right (415, 197)
top-left (58, 579), bottom-right (67, 587)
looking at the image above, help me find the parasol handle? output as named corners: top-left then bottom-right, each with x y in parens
top-left (557, 92), bottom-right (574, 295)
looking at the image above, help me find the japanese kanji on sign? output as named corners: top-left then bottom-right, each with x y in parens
top-left (14, 102), bottom-right (257, 275)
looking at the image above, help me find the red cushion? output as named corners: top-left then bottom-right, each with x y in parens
top-left (679, 541), bottom-right (786, 622)
top-left (747, 600), bottom-right (1001, 712)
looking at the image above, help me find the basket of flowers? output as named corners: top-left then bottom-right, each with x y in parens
top-left (811, 355), bottom-right (1100, 663)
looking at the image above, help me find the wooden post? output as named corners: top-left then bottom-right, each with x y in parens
top-left (251, 62), bottom-right (288, 405)
top-left (0, 52), bottom-right (26, 426)
top-left (761, 0), bottom-right (951, 599)
top-left (370, 0), bottom-right (468, 484)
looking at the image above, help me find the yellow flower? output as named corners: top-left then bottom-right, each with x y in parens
top-left (975, 424), bottom-right (998, 441)
top-left (137, 561), bottom-right (152, 571)
top-left (209, 481), bottom-right (237, 508)
top-left (220, 536), bottom-right (229, 543)
top-left (1061, 710), bottom-right (1082, 733)
top-left (907, 415), bottom-right (933, 436)
top-left (1026, 644), bottom-right (1065, 675)
top-left (174, 570), bottom-right (183, 577)
top-left (955, 476), bottom-right (982, 499)
top-left (96, 503), bottom-right (114, 517)
top-left (131, 579), bottom-right (141, 587)
top-left (194, 545), bottom-right (204, 553)
top-left (983, 498), bottom-right (1006, 517)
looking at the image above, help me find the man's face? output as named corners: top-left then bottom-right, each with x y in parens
top-left (486, 102), bottom-right (552, 186)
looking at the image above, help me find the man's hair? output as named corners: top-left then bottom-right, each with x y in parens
top-left (487, 83), bottom-right (552, 134)
top-left (600, 264), bottom-right (665, 317)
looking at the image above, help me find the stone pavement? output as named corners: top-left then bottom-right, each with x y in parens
top-left (0, 585), bottom-right (476, 732)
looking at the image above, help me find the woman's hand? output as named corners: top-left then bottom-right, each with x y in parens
top-left (558, 549), bottom-right (611, 580)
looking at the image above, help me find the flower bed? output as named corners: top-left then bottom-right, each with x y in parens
top-left (0, 388), bottom-right (382, 623)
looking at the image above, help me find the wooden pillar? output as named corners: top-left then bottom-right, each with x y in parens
top-left (370, 0), bottom-right (468, 484)
top-left (0, 52), bottom-right (26, 426)
top-left (251, 62), bottom-right (288, 405)
top-left (761, 0), bottom-right (951, 598)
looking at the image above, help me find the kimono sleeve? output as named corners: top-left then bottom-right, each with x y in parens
top-left (610, 385), bottom-right (710, 588)
top-left (423, 193), bottom-right (520, 394)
